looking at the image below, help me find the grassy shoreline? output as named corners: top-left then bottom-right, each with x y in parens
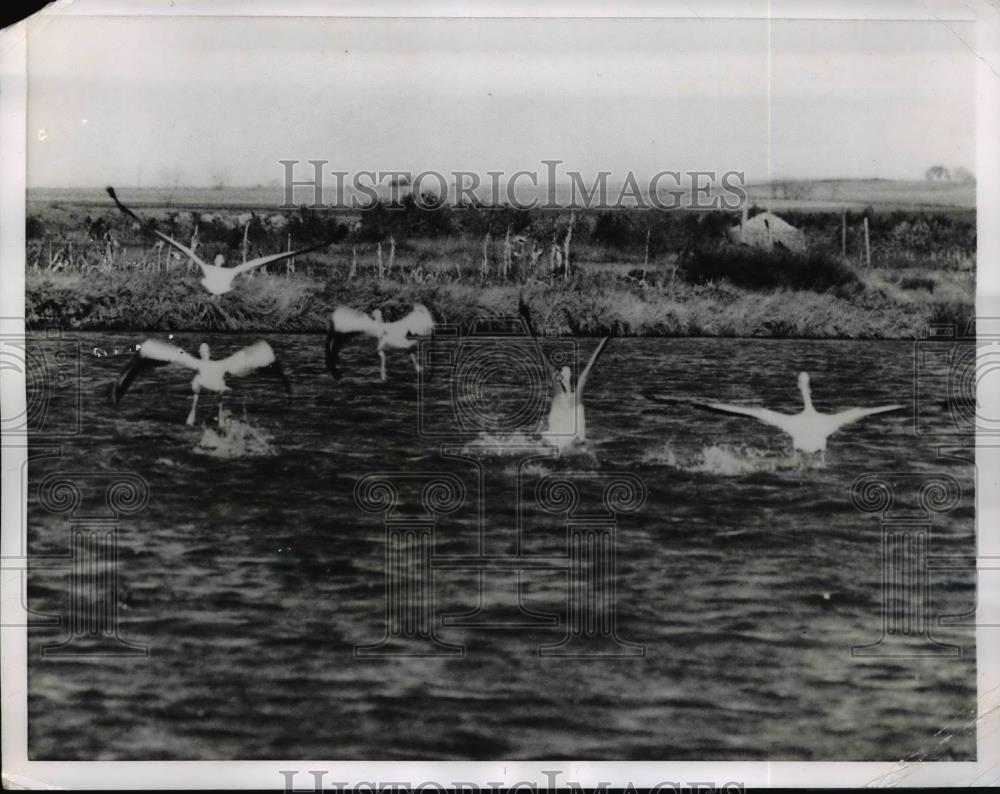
top-left (26, 268), bottom-right (972, 339)
top-left (25, 195), bottom-right (975, 339)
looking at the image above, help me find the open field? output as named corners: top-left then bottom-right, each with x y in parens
top-left (24, 184), bottom-right (975, 338)
top-left (27, 177), bottom-right (976, 212)
top-left (742, 178), bottom-right (976, 211)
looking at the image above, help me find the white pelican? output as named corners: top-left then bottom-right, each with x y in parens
top-left (325, 303), bottom-right (434, 381)
top-left (698, 371), bottom-right (903, 461)
top-left (113, 338), bottom-right (291, 425)
top-left (541, 337), bottom-right (609, 454)
top-left (106, 187), bottom-right (334, 295)
top-left (516, 295), bottom-right (610, 453)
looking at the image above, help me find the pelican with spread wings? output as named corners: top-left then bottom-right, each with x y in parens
top-left (540, 337), bottom-right (610, 454)
top-left (517, 294), bottom-right (609, 454)
top-left (113, 338), bottom-right (291, 425)
top-left (693, 371), bottom-right (903, 461)
top-left (106, 187), bottom-right (335, 295)
top-left (325, 303), bottom-right (435, 381)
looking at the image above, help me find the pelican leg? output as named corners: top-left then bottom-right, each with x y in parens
top-left (186, 391), bottom-right (200, 426)
top-left (410, 352), bottom-right (421, 375)
top-left (378, 349), bottom-right (387, 382)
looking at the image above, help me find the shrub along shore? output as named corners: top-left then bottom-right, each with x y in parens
top-left (25, 265), bottom-right (972, 339)
top-left (25, 200), bottom-right (975, 338)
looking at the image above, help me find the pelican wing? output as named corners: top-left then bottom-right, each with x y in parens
top-left (330, 306), bottom-right (380, 336)
top-left (112, 339), bottom-right (199, 404)
top-left (105, 186), bottom-right (145, 225)
top-left (232, 238), bottom-right (337, 275)
top-left (149, 231), bottom-right (210, 271)
top-left (221, 340), bottom-right (277, 376)
top-left (395, 303), bottom-right (435, 337)
top-left (113, 356), bottom-right (162, 405)
top-left (518, 293), bottom-right (562, 397)
top-left (827, 404), bottom-right (904, 432)
top-left (574, 337), bottom-right (609, 399)
top-left (106, 187), bottom-right (209, 270)
top-left (137, 339), bottom-right (201, 369)
top-left (324, 324), bottom-right (346, 379)
top-left (221, 341), bottom-right (292, 396)
top-left (267, 361), bottom-right (293, 398)
top-left (518, 294), bottom-right (538, 337)
top-left (700, 401), bottom-right (797, 433)
top-left (326, 307), bottom-right (378, 378)
top-left (641, 390), bottom-right (689, 407)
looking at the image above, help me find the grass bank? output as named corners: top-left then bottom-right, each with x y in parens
top-left (25, 266), bottom-right (973, 338)
top-left (24, 198), bottom-right (975, 338)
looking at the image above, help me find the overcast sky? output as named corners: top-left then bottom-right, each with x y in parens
top-left (26, 14), bottom-right (975, 187)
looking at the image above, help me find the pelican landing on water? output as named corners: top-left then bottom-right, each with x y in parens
top-left (113, 339), bottom-right (291, 425)
top-left (325, 303), bottom-right (435, 381)
top-left (106, 187), bottom-right (335, 295)
top-left (694, 371), bottom-right (903, 462)
top-left (541, 337), bottom-right (610, 454)
top-left (516, 294), bottom-right (609, 454)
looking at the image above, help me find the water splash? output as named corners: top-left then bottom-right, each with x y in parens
top-left (642, 441), bottom-right (815, 475)
top-left (461, 431), bottom-right (548, 456)
top-left (195, 408), bottom-right (276, 458)
top-left (510, 461), bottom-right (553, 479)
top-left (461, 431), bottom-right (600, 470)
top-left (641, 441), bottom-right (681, 468)
top-left (693, 444), bottom-right (786, 475)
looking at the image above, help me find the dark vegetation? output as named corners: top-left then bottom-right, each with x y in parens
top-left (25, 195), bottom-right (975, 337)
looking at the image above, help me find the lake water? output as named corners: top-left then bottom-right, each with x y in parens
top-left (25, 333), bottom-right (976, 761)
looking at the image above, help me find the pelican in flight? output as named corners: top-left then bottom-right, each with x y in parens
top-left (697, 371), bottom-right (903, 461)
top-left (106, 187), bottom-right (335, 295)
top-left (113, 338), bottom-right (291, 425)
top-left (325, 303), bottom-right (435, 381)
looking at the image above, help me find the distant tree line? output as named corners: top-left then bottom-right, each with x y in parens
top-left (925, 164), bottom-right (975, 183)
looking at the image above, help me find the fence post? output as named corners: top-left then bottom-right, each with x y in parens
top-left (241, 219), bottom-right (251, 264)
top-left (549, 228), bottom-right (559, 284)
top-left (643, 226), bottom-right (651, 279)
top-left (863, 216), bottom-right (871, 267)
top-left (503, 225), bottom-right (511, 281)
top-left (189, 225), bottom-right (199, 275)
top-left (563, 211), bottom-right (575, 281)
